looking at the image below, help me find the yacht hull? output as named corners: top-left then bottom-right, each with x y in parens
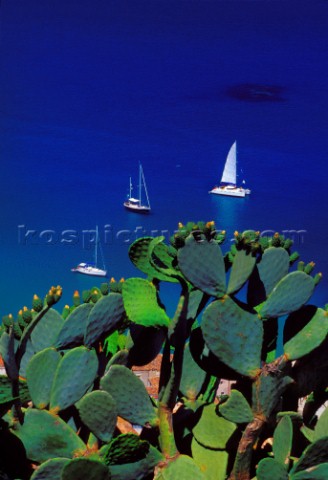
top-left (124, 201), bottom-right (151, 213)
top-left (209, 186), bottom-right (250, 197)
top-left (71, 265), bottom-right (107, 277)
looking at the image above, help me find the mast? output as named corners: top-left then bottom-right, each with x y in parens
top-left (138, 162), bottom-right (142, 204)
top-left (129, 177), bottom-right (132, 198)
top-left (140, 164), bottom-right (151, 208)
top-left (95, 225), bottom-right (98, 267)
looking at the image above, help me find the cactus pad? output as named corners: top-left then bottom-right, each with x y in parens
top-left (100, 364), bottom-right (157, 426)
top-left (13, 408), bottom-right (85, 463)
top-left (252, 374), bottom-right (293, 418)
top-left (26, 347), bottom-right (61, 409)
top-left (202, 296), bottom-right (262, 378)
top-left (84, 293), bottom-right (125, 347)
top-left (103, 433), bottom-right (149, 465)
top-left (273, 415), bottom-right (293, 466)
top-left (129, 237), bottom-right (175, 281)
top-left (30, 458), bottom-right (70, 480)
top-left (227, 249), bottom-right (256, 295)
top-left (313, 407), bottom-right (328, 442)
top-left (258, 247), bottom-right (290, 296)
top-left (284, 307), bottom-right (328, 360)
top-left (76, 390), bottom-right (117, 442)
top-left (179, 343), bottom-right (207, 401)
top-left (290, 463), bottom-right (328, 479)
top-left (290, 437), bottom-right (328, 474)
top-left (259, 271), bottom-right (315, 319)
top-left (154, 454), bottom-right (205, 480)
top-left (219, 389), bottom-right (253, 424)
top-left (177, 236), bottom-right (226, 297)
top-left (30, 308), bottom-right (65, 352)
top-left (0, 330), bottom-right (18, 380)
top-left (61, 458), bottom-right (111, 480)
top-left (191, 437), bottom-right (228, 480)
top-left (192, 403), bottom-right (236, 449)
top-left (256, 458), bottom-right (289, 480)
top-left (56, 303), bottom-right (93, 349)
top-left (50, 346), bottom-right (98, 412)
top-left (122, 278), bottom-right (170, 328)
top-left (108, 445), bottom-right (163, 480)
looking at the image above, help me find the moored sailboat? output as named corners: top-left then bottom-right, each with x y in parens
top-left (71, 226), bottom-right (107, 277)
top-left (124, 163), bottom-right (151, 213)
top-left (209, 141), bottom-right (251, 197)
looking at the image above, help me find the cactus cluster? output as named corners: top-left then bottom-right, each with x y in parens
top-left (0, 221), bottom-right (327, 480)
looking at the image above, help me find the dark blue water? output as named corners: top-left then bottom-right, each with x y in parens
top-left (1, 0), bottom-right (328, 317)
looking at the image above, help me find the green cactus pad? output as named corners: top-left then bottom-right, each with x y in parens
top-left (61, 458), bottom-right (111, 480)
top-left (189, 327), bottom-right (243, 381)
top-left (105, 350), bottom-right (130, 370)
top-left (191, 437), bottom-right (228, 480)
top-left (108, 445), bottom-right (163, 480)
top-left (30, 458), bottom-right (70, 480)
top-left (13, 408), bottom-right (85, 463)
top-left (290, 463), bottom-right (328, 479)
top-left (313, 407), bottom-right (328, 441)
top-left (129, 237), bottom-right (176, 282)
top-left (76, 390), bottom-right (117, 442)
top-left (284, 308), bottom-right (328, 360)
top-left (100, 365), bottom-right (157, 426)
top-left (19, 338), bottom-right (36, 378)
top-left (252, 374), bottom-right (293, 418)
top-left (219, 389), bottom-right (253, 424)
top-left (127, 324), bottom-right (166, 366)
top-left (103, 433), bottom-right (149, 465)
top-left (179, 343), bottom-right (207, 401)
top-left (50, 346), bottom-right (98, 412)
top-left (290, 437), bottom-right (328, 474)
top-left (84, 293), bottom-right (125, 347)
top-left (256, 458), bottom-right (289, 480)
top-left (154, 454), bottom-right (205, 480)
top-left (177, 236), bottom-right (226, 297)
top-left (258, 247), bottom-right (290, 296)
top-left (56, 303), bottom-right (93, 349)
top-left (192, 403), bottom-right (236, 449)
top-left (258, 271), bottom-right (315, 319)
top-left (122, 278), bottom-right (170, 328)
top-left (26, 347), bottom-right (61, 409)
top-left (147, 237), bottom-right (181, 282)
top-left (227, 249), bottom-right (256, 295)
top-left (0, 330), bottom-right (18, 380)
top-left (202, 296), bottom-right (262, 378)
top-left (273, 415), bottom-right (293, 466)
top-left (187, 288), bottom-right (207, 320)
top-left (30, 308), bottom-right (65, 352)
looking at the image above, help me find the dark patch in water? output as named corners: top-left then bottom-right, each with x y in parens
top-left (226, 83), bottom-right (286, 102)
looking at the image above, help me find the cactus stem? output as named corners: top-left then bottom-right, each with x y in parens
top-left (229, 416), bottom-right (265, 480)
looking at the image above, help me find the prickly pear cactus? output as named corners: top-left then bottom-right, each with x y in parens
top-left (0, 222), bottom-right (326, 480)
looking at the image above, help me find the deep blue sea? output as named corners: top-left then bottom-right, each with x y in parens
top-left (1, 0), bottom-right (328, 318)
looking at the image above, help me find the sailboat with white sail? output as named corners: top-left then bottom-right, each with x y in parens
top-left (124, 163), bottom-right (151, 213)
top-left (71, 226), bottom-right (107, 277)
top-left (209, 141), bottom-right (251, 198)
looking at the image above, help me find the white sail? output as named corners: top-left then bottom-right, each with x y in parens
top-left (221, 141), bottom-right (237, 185)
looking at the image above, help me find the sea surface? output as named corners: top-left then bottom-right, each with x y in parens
top-left (1, 0), bottom-right (328, 318)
